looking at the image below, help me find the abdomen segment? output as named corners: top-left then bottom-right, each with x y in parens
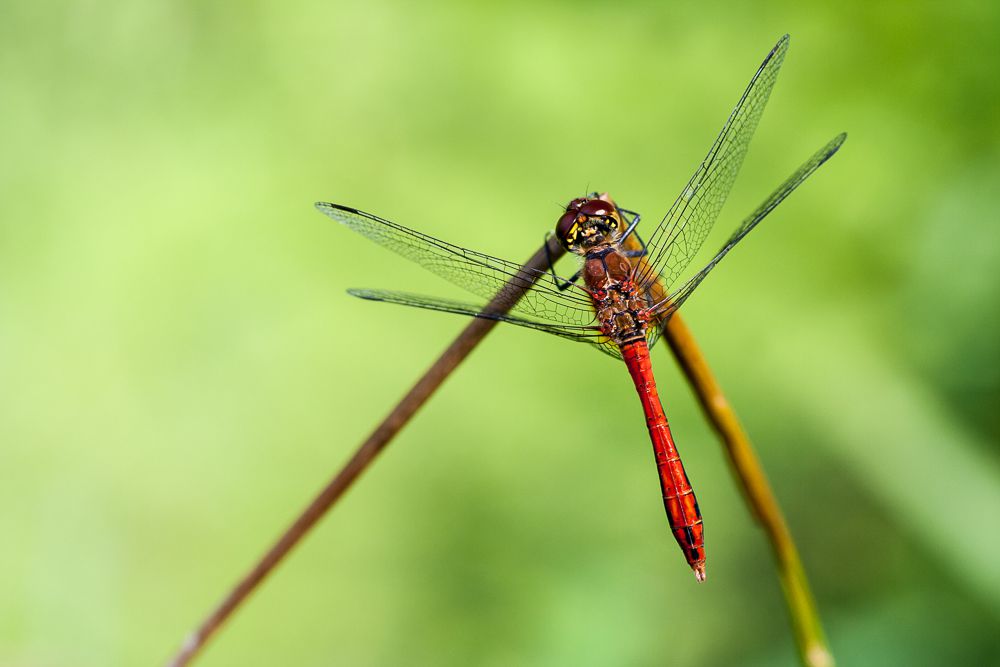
top-left (620, 340), bottom-right (706, 581)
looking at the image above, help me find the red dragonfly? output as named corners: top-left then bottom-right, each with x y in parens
top-left (317, 34), bottom-right (844, 581)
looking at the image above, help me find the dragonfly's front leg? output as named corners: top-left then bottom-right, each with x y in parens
top-left (617, 208), bottom-right (662, 310)
top-left (544, 231), bottom-right (583, 291)
top-left (618, 207), bottom-right (648, 258)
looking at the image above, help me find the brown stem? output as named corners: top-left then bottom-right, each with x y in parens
top-left (165, 237), bottom-right (566, 667)
top-left (662, 313), bottom-right (834, 667)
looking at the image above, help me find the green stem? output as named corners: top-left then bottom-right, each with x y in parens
top-left (662, 313), bottom-right (834, 667)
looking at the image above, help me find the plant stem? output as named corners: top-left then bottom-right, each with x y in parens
top-left (164, 237), bottom-right (566, 667)
top-left (168, 232), bottom-right (833, 667)
top-left (619, 226), bottom-right (833, 667)
top-left (661, 313), bottom-right (834, 667)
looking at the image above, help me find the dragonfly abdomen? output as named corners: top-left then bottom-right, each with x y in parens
top-left (620, 339), bottom-right (707, 581)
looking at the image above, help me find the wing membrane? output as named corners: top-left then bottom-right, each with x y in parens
top-left (636, 34), bottom-right (790, 293)
top-left (316, 202), bottom-right (598, 328)
top-left (652, 132), bottom-right (847, 320)
top-left (349, 289), bottom-right (621, 359)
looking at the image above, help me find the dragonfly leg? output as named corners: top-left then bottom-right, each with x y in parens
top-left (622, 233), bottom-right (648, 258)
top-left (544, 231), bottom-right (583, 291)
top-left (617, 209), bottom-right (659, 309)
top-left (618, 209), bottom-right (648, 258)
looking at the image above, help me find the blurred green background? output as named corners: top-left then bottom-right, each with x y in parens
top-left (2, 1), bottom-right (999, 665)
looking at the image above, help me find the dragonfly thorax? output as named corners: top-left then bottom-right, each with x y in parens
top-left (555, 194), bottom-right (625, 254)
top-left (583, 247), bottom-right (650, 344)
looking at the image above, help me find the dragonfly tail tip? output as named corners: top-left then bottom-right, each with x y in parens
top-left (694, 564), bottom-right (707, 583)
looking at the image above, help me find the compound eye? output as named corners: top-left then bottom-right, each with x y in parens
top-left (579, 199), bottom-right (612, 217)
top-left (555, 210), bottom-right (578, 245)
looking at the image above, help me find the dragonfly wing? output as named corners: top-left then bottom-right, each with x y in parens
top-left (316, 202), bottom-right (598, 328)
top-left (652, 132), bottom-right (847, 320)
top-left (635, 34), bottom-right (790, 294)
top-left (349, 289), bottom-right (622, 359)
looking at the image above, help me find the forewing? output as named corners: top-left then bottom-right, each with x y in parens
top-left (651, 132), bottom-right (847, 321)
top-left (316, 202), bottom-right (598, 328)
top-left (636, 34), bottom-right (790, 294)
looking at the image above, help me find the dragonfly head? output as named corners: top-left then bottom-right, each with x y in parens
top-left (555, 194), bottom-right (625, 254)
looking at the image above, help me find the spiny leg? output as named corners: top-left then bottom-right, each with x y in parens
top-left (618, 207), bottom-right (648, 259)
top-left (544, 231), bottom-right (583, 291)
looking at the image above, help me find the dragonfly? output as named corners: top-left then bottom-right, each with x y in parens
top-left (316, 34), bottom-right (845, 581)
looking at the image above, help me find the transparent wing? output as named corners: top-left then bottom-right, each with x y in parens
top-left (651, 132), bottom-right (847, 321)
top-left (316, 202), bottom-right (598, 328)
top-left (349, 289), bottom-right (622, 359)
top-left (635, 34), bottom-right (790, 293)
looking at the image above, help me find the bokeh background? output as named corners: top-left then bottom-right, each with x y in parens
top-left (2, 1), bottom-right (999, 665)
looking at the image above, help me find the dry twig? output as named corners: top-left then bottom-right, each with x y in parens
top-left (166, 237), bottom-right (566, 667)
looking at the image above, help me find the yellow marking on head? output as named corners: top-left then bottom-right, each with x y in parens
top-left (566, 222), bottom-right (580, 243)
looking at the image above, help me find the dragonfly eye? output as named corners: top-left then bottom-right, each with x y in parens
top-left (555, 210), bottom-right (581, 249)
top-left (579, 199), bottom-right (612, 218)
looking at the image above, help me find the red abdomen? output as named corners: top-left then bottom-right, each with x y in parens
top-left (620, 340), bottom-right (706, 581)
